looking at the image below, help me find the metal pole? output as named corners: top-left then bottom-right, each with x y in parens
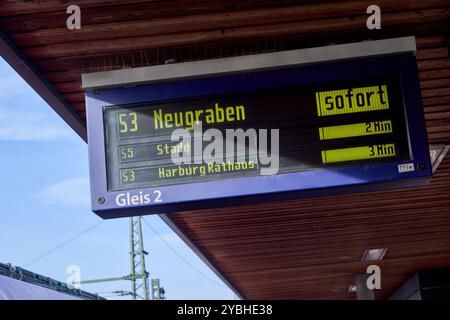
top-left (81, 276), bottom-right (131, 284)
top-left (137, 216), bottom-right (150, 300)
top-left (79, 217), bottom-right (154, 300)
top-left (129, 217), bottom-right (137, 300)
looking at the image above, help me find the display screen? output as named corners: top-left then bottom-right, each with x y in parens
top-left (103, 77), bottom-right (410, 191)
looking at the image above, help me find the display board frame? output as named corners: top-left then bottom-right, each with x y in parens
top-left (85, 38), bottom-right (431, 219)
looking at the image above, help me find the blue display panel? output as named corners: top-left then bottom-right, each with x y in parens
top-left (86, 54), bottom-right (431, 219)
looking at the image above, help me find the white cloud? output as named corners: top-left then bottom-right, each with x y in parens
top-left (37, 178), bottom-right (90, 207)
top-left (0, 108), bottom-right (74, 140)
top-left (0, 58), bottom-right (75, 141)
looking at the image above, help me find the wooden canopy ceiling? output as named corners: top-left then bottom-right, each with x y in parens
top-left (1, 0), bottom-right (450, 299)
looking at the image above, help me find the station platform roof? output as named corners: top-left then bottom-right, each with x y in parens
top-left (1, 0), bottom-right (450, 299)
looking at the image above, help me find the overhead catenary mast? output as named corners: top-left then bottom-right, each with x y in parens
top-left (129, 216), bottom-right (149, 300)
top-left (80, 216), bottom-right (164, 300)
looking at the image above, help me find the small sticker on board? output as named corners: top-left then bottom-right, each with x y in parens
top-left (398, 163), bottom-right (415, 173)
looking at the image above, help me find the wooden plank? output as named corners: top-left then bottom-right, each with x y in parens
top-left (30, 38), bottom-right (449, 76)
top-left (417, 47), bottom-right (449, 60)
top-left (211, 236), bottom-right (450, 264)
top-left (72, 103), bottom-right (85, 112)
top-left (181, 188), bottom-right (450, 214)
top-left (181, 206), bottom-right (450, 234)
top-left (423, 95), bottom-right (450, 106)
top-left (425, 111), bottom-right (450, 120)
top-left (421, 78), bottom-right (450, 89)
top-left (198, 217), bottom-right (450, 244)
top-left (223, 241), bottom-right (450, 266)
top-left (219, 240), bottom-right (450, 268)
top-left (229, 252), bottom-right (450, 281)
top-left (170, 188), bottom-right (448, 298)
top-left (420, 68), bottom-right (450, 80)
top-left (17, 29), bottom-right (444, 77)
top-left (223, 229), bottom-right (450, 252)
top-left (35, 58), bottom-right (83, 73)
top-left (418, 58), bottom-right (450, 71)
top-left (169, 169), bottom-right (450, 299)
top-left (53, 81), bottom-right (82, 93)
top-left (422, 86), bottom-right (450, 97)
top-left (20, 7), bottom-right (450, 59)
top-left (0, 0), bottom-right (159, 16)
top-left (24, 29), bottom-right (224, 59)
top-left (427, 124), bottom-right (450, 132)
top-left (416, 35), bottom-right (448, 48)
top-left (44, 71), bottom-right (81, 83)
top-left (0, 0), bottom-right (321, 32)
top-left (64, 92), bottom-right (84, 103)
top-left (424, 104), bottom-right (450, 112)
top-left (176, 189), bottom-right (450, 226)
top-left (223, 7), bottom-right (450, 40)
top-left (192, 209), bottom-right (450, 236)
top-left (428, 131), bottom-right (450, 141)
top-left (11, 0), bottom-right (450, 47)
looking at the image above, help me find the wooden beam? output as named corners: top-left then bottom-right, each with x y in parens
top-left (22, 7), bottom-right (450, 59)
top-left (25, 33), bottom-right (449, 76)
top-left (421, 78), bottom-right (450, 88)
top-left (53, 81), bottom-right (82, 93)
top-left (0, 0), bottom-right (158, 17)
top-left (0, 0), bottom-right (303, 32)
top-left (24, 29), bottom-right (223, 59)
top-left (418, 58), bottom-right (450, 70)
top-left (10, 0), bottom-right (450, 47)
top-left (223, 7), bottom-right (450, 40)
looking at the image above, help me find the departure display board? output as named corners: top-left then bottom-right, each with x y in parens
top-left (103, 78), bottom-right (409, 191)
top-left (86, 48), bottom-right (432, 219)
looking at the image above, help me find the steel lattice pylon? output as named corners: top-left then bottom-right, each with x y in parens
top-left (129, 216), bottom-right (150, 300)
top-left (79, 216), bottom-right (166, 300)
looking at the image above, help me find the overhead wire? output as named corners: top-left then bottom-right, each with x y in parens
top-left (24, 221), bottom-right (103, 267)
top-left (141, 217), bottom-right (227, 289)
top-left (22, 215), bottom-right (229, 296)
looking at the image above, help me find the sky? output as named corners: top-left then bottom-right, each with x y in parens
top-left (0, 57), bottom-right (236, 300)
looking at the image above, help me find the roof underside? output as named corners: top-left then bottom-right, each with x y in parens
top-left (1, 0), bottom-right (450, 299)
